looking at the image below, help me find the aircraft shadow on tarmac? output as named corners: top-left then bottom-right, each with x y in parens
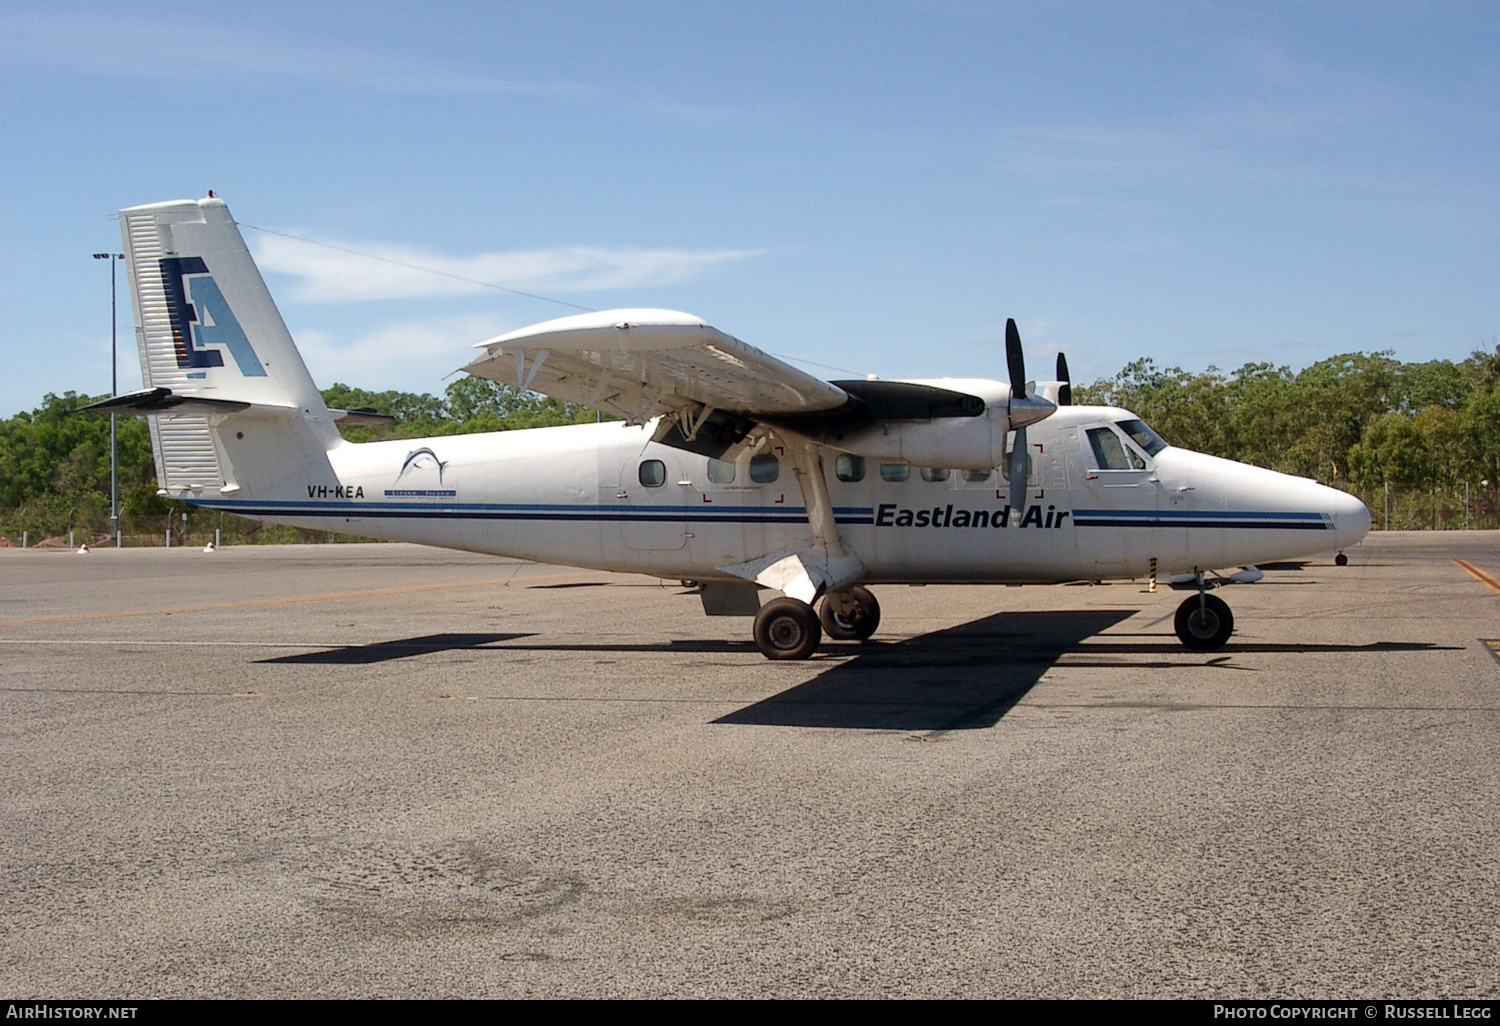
top-left (717, 609), bottom-right (1134, 732)
top-left (257, 633), bottom-right (535, 664)
top-left (251, 617), bottom-right (1456, 731)
top-left (714, 613), bottom-right (1457, 732)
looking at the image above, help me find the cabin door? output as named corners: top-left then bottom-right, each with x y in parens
top-left (615, 450), bottom-right (691, 551)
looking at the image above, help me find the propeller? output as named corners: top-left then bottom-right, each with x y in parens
top-left (1005, 318), bottom-right (1031, 504)
top-left (1003, 318), bottom-right (1058, 506)
top-left (1056, 353), bottom-right (1072, 406)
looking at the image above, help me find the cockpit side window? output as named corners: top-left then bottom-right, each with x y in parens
top-left (1087, 427), bottom-right (1145, 471)
top-left (1117, 418), bottom-right (1169, 456)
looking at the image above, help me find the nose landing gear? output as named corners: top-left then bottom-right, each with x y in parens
top-left (1174, 591), bottom-right (1234, 650)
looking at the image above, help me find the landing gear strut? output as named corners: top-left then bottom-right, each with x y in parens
top-left (753, 597), bottom-right (822, 660)
top-left (819, 586), bottom-right (881, 642)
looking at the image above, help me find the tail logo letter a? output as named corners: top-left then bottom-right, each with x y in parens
top-left (160, 257), bottom-right (268, 377)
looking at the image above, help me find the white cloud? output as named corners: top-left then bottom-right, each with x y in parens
top-left (252, 233), bottom-right (762, 303)
top-left (1, 9), bottom-right (587, 98)
top-left (0, 8), bottom-right (763, 124)
top-left (294, 313), bottom-right (502, 390)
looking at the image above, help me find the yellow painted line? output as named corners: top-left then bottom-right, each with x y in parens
top-left (1483, 640), bottom-right (1500, 665)
top-left (0, 571), bottom-right (599, 627)
top-left (1454, 560), bottom-right (1500, 595)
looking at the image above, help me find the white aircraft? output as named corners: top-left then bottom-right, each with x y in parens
top-left (90, 196), bottom-right (1371, 659)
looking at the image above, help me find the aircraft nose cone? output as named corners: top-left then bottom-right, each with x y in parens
top-left (1330, 488), bottom-right (1372, 549)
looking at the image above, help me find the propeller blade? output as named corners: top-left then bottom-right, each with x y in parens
top-left (1007, 426), bottom-right (1029, 505)
top-left (1005, 318), bottom-right (1025, 395)
top-left (1056, 352), bottom-right (1072, 406)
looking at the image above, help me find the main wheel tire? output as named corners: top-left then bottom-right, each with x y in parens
top-left (754, 598), bottom-right (822, 660)
top-left (1174, 593), bottom-right (1234, 650)
top-left (819, 586), bottom-right (881, 642)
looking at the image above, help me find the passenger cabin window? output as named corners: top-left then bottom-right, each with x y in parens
top-left (920, 467), bottom-right (950, 483)
top-left (749, 454), bottom-right (780, 484)
top-left (962, 469), bottom-right (991, 483)
top-left (707, 458), bottom-right (736, 484)
top-left (879, 463), bottom-right (910, 483)
top-left (639, 459), bottom-right (667, 487)
top-left (835, 454), bottom-right (865, 482)
top-left (1087, 427), bottom-right (1146, 471)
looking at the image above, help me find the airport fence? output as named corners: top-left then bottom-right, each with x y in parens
top-left (1351, 483), bottom-right (1500, 532)
top-left (0, 504), bottom-right (370, 549)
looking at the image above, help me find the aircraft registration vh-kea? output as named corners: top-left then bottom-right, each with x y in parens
top-left (88, 196), bottom-right (1372, 659)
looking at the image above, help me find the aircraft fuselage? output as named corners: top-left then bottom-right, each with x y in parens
top-left (189, 403), bottom-right (1369, 585)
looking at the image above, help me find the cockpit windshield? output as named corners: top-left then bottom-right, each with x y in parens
top-left (1117, 418), bottom-right (1169, 456)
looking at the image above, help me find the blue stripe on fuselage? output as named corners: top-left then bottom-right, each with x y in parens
top-left (184, 498), bottom-right (1327, 529)
top-left (187, 499), bottom-right (877, 525)
top-left (1072, 508), bottom-right (1330, 530)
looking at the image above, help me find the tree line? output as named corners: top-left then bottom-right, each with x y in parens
top-left (1, 345), bottom-right (1497, 545)
top-left (0, 377), bottom-right (597, 546)
top-left (1076, 345), bottom-right (1500, 529)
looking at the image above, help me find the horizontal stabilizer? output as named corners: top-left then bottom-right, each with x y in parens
top-left (84, 389), bottom-right (396, 429)
top-left (82, 387), bottom-right (255, 416)
top-left (329, 408), bottom-right (397, 427)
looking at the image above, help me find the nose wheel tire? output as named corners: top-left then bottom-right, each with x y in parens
top-left (1174, 593), bottom-right (1234, 650)
top-left (819, 586), bottom-right (881, 642)
top-left (754, 598), bottom-right (823, 660)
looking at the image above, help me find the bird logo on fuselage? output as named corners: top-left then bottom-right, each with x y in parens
top-left (397, 447), bottom-right (447, 484)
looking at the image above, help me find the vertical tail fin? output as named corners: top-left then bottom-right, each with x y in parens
top-left (119, 197), bottom-right (341, 500)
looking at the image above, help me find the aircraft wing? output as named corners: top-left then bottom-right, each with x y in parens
top-left (463, 309), bottom-right (850, 422)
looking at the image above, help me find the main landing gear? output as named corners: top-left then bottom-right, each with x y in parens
top-left (752, 588), bottom-right (883, 660)
top-left (754, 597), bottom-right (822, 660)
top-left (819, 585), bottom-right (881, 642)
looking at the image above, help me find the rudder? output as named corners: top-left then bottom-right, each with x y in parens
top-left (119, 196), bottom-right (341, 500)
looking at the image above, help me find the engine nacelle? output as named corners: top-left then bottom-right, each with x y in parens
top-left (822, 405), bottom-right (1011, 471)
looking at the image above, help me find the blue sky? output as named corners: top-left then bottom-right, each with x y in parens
top-left (3, 1), bottom-right (1496, 416)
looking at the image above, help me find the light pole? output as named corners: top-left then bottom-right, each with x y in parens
top-left (93, 252), bottom-right (124, 546)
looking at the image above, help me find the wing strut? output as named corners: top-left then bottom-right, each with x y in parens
top-left (719, 433), bottom-right (864, 603)
top-left (788, 440), bottom-right (846, 563)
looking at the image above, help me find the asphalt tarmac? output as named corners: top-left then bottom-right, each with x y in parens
top-left (1, 533), bottom-right (1496, 998)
